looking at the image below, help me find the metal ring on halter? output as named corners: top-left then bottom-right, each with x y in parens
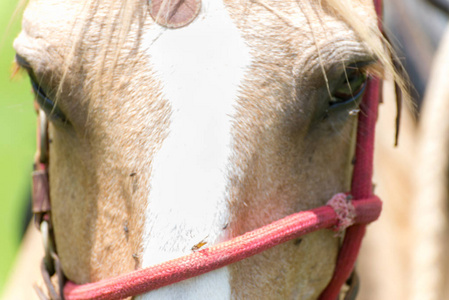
top-left (39, 259), bottom-right (60, 300)
top-left (41, 220), bottom-right (55, 276)
top-left (343, 271), bottom-right (360, 300)
top-left (39, 220), bottom-right (64, 300)
top-left (39, 109), bottom-right (49, 164)
top-left (34, 282), bottom-right (51, 300)
top-left (52, 252), bottom-right (65, 300)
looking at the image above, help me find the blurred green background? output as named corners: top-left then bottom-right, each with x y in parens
top-left (0, 0), bottom-right (35, 294)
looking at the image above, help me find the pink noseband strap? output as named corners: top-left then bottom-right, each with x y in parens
top-left (64, 195), bottom-right (381, 300)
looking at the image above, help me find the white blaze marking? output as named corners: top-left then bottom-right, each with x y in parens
top-left (139, 0), bottom-right (251, 299)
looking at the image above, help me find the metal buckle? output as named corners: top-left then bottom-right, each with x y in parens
top-left (32, 170), bottom-right (51, 228)
top-left (33, 109), bottom-right (50, 228)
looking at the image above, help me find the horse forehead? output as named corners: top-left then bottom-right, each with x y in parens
top-left (18, 0), bottom-right (84, 45)
top-left (16, 0), bottom-right (369, 57)
top-left (225, 1), bottom-right (374, 56)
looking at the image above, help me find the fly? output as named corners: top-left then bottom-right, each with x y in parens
top-left (191, 236), bottom-right (209, 252)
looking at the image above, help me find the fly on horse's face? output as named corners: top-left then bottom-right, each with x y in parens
top-left (15, 0), bottom-right (381, 299)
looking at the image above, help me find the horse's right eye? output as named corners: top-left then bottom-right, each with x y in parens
top-left (15, 54), bottom-right (69, 124)
top-left (30, 79), bottom-right (68, 124)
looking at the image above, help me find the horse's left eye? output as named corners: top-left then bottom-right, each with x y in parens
top-left (330, 67), bottom-right (367, 107)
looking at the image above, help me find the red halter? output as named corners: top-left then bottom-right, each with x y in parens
top-left (33, 1), bottom-right (384, 299)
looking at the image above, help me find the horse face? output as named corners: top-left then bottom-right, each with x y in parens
top-left (14, 0), bottom-right (379, 298)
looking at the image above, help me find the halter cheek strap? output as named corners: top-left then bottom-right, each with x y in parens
top-left (319, 1), bottom-right (384, 298)
top-left (319, 77), bottom-right (382, 300)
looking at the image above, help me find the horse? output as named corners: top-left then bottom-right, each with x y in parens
top-left (9, 0), bottom-right (402, 299)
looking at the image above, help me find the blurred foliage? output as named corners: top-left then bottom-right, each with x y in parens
top-left (0, 0), bottom-right (35, 293)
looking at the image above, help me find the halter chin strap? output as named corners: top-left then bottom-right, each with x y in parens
top-left (33, 1), bottom-right (384, 299)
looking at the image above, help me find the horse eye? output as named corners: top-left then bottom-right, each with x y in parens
top-left (15, 54), bottom-right (69, 124)
top-left (30, 79), bottom-right (68, 124)
top-left (330, 68), bottom-right (367, 107)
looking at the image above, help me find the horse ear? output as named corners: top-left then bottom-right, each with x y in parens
top-left (149, 0), bottom-right (202, 29)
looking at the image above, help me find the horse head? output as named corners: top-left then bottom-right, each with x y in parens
top-left (14, 0), bottom-right (394, 298)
